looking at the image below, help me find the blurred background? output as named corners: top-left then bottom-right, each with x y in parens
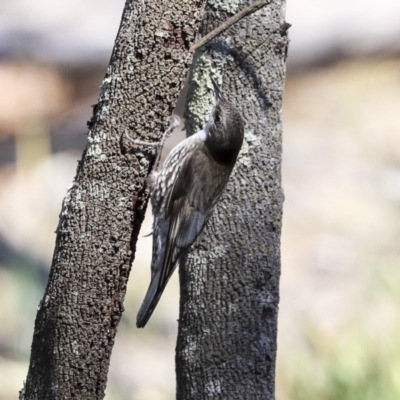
top-left (0, 0), bottom-right (399, 399)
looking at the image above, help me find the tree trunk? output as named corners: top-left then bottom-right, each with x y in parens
top-left (176, 1), bottom-right (287, 399)
top-left (20, 1), bottom-right (207, 398)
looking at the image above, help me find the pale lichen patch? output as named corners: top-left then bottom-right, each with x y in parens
top-left (236, 130), bottom-right (262, 167)
top-left (89, 181), bottom-right (110, 201)
top-left (184, 51), bottom-right (225, 135)
top-left (244, 129), bottom-right (261, 147)
top-left (86, 130), bottom-right (107, 160)
top-left (205, 379), bottom-right (222, 395)
top-left (208, 0), bottom-right (244, 13)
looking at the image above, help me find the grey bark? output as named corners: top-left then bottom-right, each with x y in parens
top-left (20, 1), bottom-right (207, 398)
top-left (176, 1), bottom-right (287, 399)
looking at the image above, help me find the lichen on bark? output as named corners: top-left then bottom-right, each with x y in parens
top-left (176, 1), bottom-right (287, 399)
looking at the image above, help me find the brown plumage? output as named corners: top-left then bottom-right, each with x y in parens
top-left (136, 79), bottom-right (244, 328)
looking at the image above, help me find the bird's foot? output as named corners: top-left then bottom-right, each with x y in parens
top-left (125, 115), bottom-right (180, 147)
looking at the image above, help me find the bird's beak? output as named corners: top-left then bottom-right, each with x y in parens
top-left (211, 77), bottom-right (224, 100)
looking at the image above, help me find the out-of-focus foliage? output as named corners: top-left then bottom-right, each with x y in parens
top-left (285, 326), bottom-right (400, 400)
top-left (277, 59), bottom-right (400, 400)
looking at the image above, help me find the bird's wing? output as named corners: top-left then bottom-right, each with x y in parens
top-left (136, 146), bottom-right (227, 328)
top-left (152, 146), bottom-right (225, 291)
top-left (166, 147), bottom-right (226, 249)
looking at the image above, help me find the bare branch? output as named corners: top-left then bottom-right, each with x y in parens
top-left (190, 0), bottom-right (272, 53)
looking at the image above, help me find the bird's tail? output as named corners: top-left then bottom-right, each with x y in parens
top-left (136, 217), bottom-right (180, 328)
top-left (136, 271), bottom-right (164, 328)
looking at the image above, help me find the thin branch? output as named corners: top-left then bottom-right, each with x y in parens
top-left (190, 0), bottom-right (272, 53)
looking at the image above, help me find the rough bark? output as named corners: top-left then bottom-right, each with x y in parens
top-left (21, 1), bottom-right (207, 398)
top-left (176, 1), bottom-right (287, 399)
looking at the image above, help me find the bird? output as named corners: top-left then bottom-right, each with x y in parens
top-left (136, 78), bottom-right (245, 328)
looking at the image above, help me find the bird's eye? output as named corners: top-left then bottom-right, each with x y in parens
top-left (214, 112), bottom-right (221, 124)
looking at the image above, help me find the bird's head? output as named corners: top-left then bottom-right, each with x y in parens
top-left (206, 78), bottom-right (244, 151)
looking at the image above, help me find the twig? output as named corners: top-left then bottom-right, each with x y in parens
top-left (190, 0), bottom-right (272, 53)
